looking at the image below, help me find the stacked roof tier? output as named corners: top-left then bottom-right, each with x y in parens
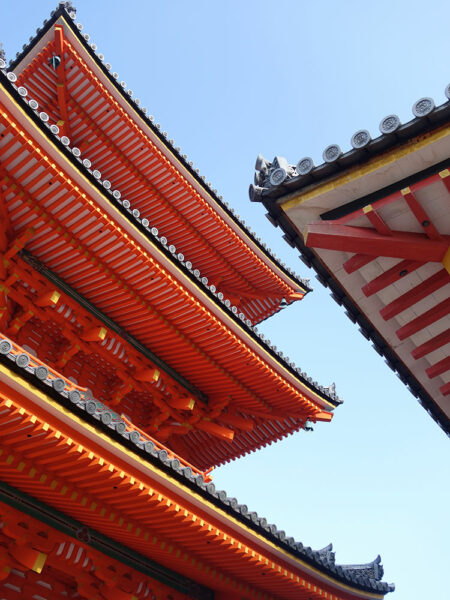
top-left (0, 2), bottom-right (395, 598)
top-left (9, 6), bottom-right (310, 327)
top-left (0, 9), bottom-right (340, 470)
top-left (0, 337), bottom-right (394, 598)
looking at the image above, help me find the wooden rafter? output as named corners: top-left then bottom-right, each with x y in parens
top-left (395, 297), bottom-right (450, 340)
top-left (380, 269), bottom-right (449, 321)
top-left (14, 39), bottom-right (303, 327)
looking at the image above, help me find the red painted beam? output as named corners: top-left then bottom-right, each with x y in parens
top-left (401, 188), bottom-right (441, 240)
top-left (411, 328), bottom-right (450, 360)
top-left (440, 381), bottom-right (450, 396)
top-left (364, 206), bottom-right (392, 236)
top-left (343, 253), bottom-right (374, 274)
top-left (53, 26), bottom-right (71, 139)
top-left (305, 221), bottom-right (450, 261)
top-left (362, 259), bottom-right (424, 297)
top-left (426, 356), bottom-right (450, 379)
top-left (440, 170), bottom-right (450, 194)
top-left (396, 297), bottom-right (450, 340)
top-left (380, 269), bottom-right (449, 321)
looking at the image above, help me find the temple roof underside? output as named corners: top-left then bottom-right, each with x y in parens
top-left (251, 88), bottom-right (450, 434)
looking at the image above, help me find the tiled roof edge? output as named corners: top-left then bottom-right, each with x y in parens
top-left (7, 1), bottom-right (310, 294)
top-left (249, 91), bottom-right (450, 203)
top-left (0, 342), bottom-right (394, 595)
top-left (258, 199), bottom-right (450, 436)
top-left (0, 66), bottom-right (340, 408)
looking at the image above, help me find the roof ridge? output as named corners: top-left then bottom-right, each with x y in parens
top-left (249, 85), bottom-right (450, 202)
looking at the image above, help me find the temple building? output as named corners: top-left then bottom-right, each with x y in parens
top-left (251, 91), bottom-right (450, 436)
top-left (0, 2), bottom-right (394, 598)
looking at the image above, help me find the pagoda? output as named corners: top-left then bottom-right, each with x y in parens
top-left (250, 89), bottom-right (450, 436)
top-left (0, 3), bottom-right (394, 599)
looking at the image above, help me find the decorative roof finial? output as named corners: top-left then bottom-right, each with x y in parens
top-left (59, 1), bottom-right (76, 17)
top-left (0, 42), bottom-right (6, 62)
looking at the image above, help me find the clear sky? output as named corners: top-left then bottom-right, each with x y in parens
top-left (2, 2), bottom-right (449, 599)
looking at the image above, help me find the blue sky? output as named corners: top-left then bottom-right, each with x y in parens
top-left (2, 2), bottom-right (449, 598)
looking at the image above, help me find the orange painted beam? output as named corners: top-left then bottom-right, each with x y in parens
top-left (53, 26), bottom-right (71, 138)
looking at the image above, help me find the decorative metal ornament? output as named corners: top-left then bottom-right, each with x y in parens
top-left (412, 97), bottom-right (435, 117)
top-left (122, 199), bottom-right (130, 209)
top-left (350, 129), bottom-right (371, 149)
top-left (82, 158), bottom-right (91, 168)
top-left (269, 167), bottom-right (287, 186)
top-left (322, 144), bottom-right (342, 163)
top-left (50, 124), bottom-right (60, 135)
top-left (92, 169), bottom-right (101, 179)
top-left (29, 99), bottom-right (39, 110)
top-left (296, 157), bottom-right (314, 175)
top-left (17, 86), bottom-right (27, 97)
top-left (379, 114), bottom-right (400, 134)
top-left (48, 55), bottom-right (61, 70)
top-left (60, 136), bottom-right (70, 146)
top-left (7, 72), bottom-right (17, 82)
top-left (72, 147), bottom-right (81, 157)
